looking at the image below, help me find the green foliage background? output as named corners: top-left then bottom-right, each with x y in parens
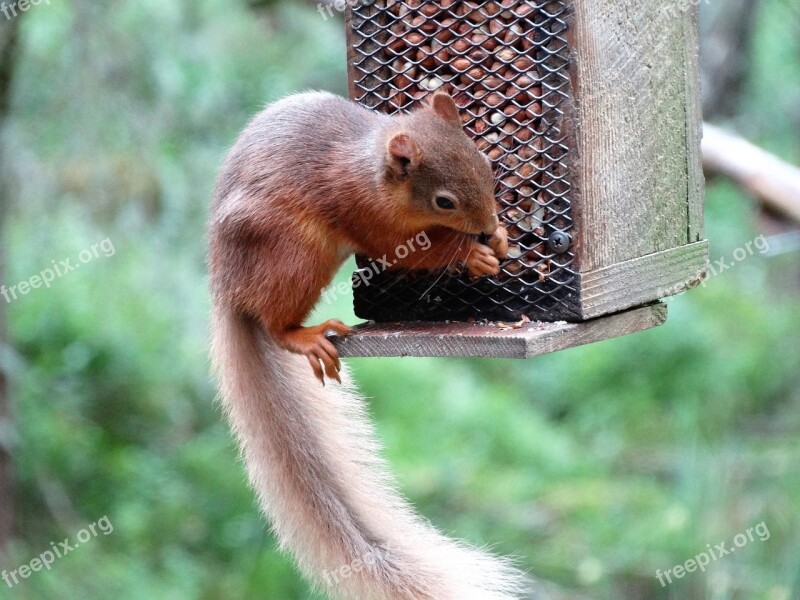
top-left (1, 1), bottom-right (798, 599)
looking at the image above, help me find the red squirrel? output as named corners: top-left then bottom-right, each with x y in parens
top-left (209, 90), bottom-right (526, 600)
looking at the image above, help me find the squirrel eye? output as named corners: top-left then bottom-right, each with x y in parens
top-left (434, 196), bottom-right (457, 210)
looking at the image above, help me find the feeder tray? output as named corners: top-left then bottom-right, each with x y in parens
top-left (334, 302), bottom-right (667, 359)
top-left (334, 0), bottom-right (707, 358)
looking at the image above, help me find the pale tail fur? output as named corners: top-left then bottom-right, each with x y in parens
top-left (211, 306), bottom-right (529, 599)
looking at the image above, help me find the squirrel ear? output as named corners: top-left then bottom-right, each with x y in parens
top-left (386, 132), bottom-right (422, 179)
top-left (429, 90), bottom-right (462, 128)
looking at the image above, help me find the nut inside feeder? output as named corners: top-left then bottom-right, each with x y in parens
top-left (346, 0), bottom-right (578, 323)
top-left (337, 0), bottom-right (708, 358)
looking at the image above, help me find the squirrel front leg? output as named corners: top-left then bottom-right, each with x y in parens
top-left (253, 239), bottom-right (352, 384)
top-left (267, 224), bottom-right (507, 383)
top-left (384, 225), bottom-right (509, 277)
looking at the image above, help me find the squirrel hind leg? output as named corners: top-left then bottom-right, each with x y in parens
top-left (273, 319), bottom-right (352, 384)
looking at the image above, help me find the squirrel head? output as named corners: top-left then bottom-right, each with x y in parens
top-left (382, 91), bottom-right (499, 236)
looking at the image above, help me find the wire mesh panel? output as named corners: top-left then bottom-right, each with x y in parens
top-left (346, 0), bottom-right (579, 322)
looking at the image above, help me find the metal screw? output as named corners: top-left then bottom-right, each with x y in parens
top-left (547, 230), bottom-right (571, 254)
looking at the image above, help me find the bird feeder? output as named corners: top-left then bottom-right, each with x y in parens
top-left (334, 0), bottom-right (707, 358)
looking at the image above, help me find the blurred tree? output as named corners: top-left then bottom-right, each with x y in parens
top-left (700, 0), bottom-right (762, 120)
top-left (0, 4), bottom-right (21, 551)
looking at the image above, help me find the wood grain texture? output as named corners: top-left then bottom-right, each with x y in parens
top-left (684, 6), bottom-right (705, 242)
top-left (332, 303), bottom-right (667, 359)
top-left (571, 0), bottom-right (698, 270)
top-left (578, 240), bottom-right (708, 319)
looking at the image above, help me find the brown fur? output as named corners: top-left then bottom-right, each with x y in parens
top-left (209, 91), bottom-right (526, 599)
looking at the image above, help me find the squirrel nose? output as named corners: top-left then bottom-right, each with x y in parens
top-left (482, 214), bottom-right (499, 235)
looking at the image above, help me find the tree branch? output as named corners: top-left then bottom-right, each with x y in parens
top-left (703, 122), bottom-right (800, 225)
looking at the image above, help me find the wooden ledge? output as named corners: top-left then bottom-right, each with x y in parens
top-left (331, 303), bottom-right (667, 359)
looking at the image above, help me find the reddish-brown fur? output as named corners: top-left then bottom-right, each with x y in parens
top-left (210, 90), bottom-right (507, 381)
top-left (209, 91), bottom-right (526, 600)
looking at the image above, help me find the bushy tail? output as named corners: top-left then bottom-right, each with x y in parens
top-left (211, 306), bottom-right (529, 600)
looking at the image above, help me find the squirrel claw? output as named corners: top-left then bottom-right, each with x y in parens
top-left (306, 353), bottom-right (326, 384)
top-left (280, 320), bottom-right (351, 385)
top-left (306, 336), bottom-right (343, 385)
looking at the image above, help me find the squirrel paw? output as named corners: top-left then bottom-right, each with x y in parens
top-left (279, 320), bottom-right (352, 384)
top-left (486, 224), bottom-right (509, 259)
top-left (464, 243), bottom-right (500, 278)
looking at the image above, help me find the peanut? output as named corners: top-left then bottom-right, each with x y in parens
top-left (358, 0), bottom-right (560, 287)
top-left (452, 57), bottom-right (471, 72)
top-left (487, 146), bottom-right (504, 160)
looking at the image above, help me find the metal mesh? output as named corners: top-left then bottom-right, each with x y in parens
top-left (346, 0), bottom-right (579, 322)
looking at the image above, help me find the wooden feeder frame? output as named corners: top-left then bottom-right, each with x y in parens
top-left (334, 0), bottom-right (707, 358)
